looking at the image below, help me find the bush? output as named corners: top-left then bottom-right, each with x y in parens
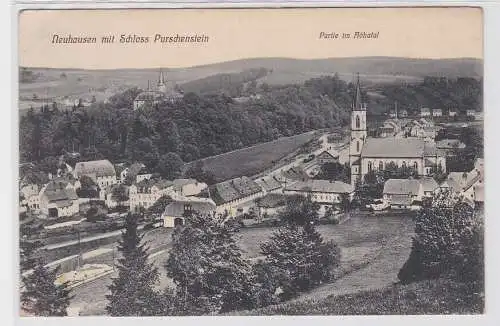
top-left (398, 191), bottom-right (484, 291)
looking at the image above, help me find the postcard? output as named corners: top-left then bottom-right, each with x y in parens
top-left (16, 6), bottom-right (484, 318)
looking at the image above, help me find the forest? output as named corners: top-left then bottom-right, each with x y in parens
top-left (19, 74), bottom-right (482, 182)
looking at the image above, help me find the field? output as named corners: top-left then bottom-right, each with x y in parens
top-left (71, 212), bottom-right (415, 315)
top-left (183, 131), bottom-right (320, 181)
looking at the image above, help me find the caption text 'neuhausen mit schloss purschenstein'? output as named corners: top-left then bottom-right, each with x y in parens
top-left (51, 33), bottom-right (210, 44)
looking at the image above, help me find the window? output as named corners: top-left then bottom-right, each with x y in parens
top-left (356, 141), bottom-right (360, 153)
top-left (414, 161), bottom-right (418, 170)
top-left (368, 161), bottom-right (373, 172)
top-left (355, 115), bottom-right (360, 129)
top-left (402, 161), bottom-right (407, 168)
top-left (379, 161), bottom-right (384, 171)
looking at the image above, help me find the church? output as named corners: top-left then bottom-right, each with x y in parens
top-left (133, 69), bottom-right (183, 110)
top-left (349, 76), bottom-right (446, 187)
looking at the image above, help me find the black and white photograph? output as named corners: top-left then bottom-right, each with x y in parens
top-left (16, 7), bottom-right (485, 317)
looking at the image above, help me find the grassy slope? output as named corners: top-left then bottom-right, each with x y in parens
top-left (231, 278), bottom-right (484, 315)
top-left (183, 131), bottom-right (318, 182)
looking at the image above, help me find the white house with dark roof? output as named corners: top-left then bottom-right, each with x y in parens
top-left (211, 176), bottom-right (264, 217)
top-left (316, 150), bottom-right (339, 165)
top-left (20, 183), bottom-right (41, 212)
top-left (420, 108), bottom-right (431, 117)
top-left (39, 179), bottom-right (79, 218)
top-left (283, 179), bottom-right (354, 214)
top-left (161, 197), bottom-right (216, 228)
top-left (129, 179), bottom-right (174, 212)
top-left (73, 159), bottom-right (117, 189)
top-left (172, 178), bottom-right (207, 197)
top-left (432, 109), bottom-right (443, 117)
top-left (255, 176), bottom-right (283, 194)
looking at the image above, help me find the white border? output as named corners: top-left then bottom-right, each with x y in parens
top-left (4, 2), bottom-right (499, 326)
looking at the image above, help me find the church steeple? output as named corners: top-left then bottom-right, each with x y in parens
top-left (352, 73), bottom-right (366, 111)
top-left (157, 68), bottom-right (166, 93)
top-left (349, 73), bottom-right (368, 187)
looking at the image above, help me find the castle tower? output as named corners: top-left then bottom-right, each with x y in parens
top-left (349, 74), bottom-right (367, 187)
top-left (157, 69), bottom-right (166, 93)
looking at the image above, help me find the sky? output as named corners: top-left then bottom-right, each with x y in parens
top-left (18, 7), bottom-right (483, 69)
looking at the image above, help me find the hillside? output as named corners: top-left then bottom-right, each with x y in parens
top-left (19, 56), bottom-right (482, 111)
top-left (229, 278), bottom-right (484, 315)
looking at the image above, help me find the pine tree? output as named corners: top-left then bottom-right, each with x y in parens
top-left (106, 213), bottom-right (163, 316)
top-left (21, 265), bottom-right (72, 316)
top-left (20, 220), bottom-right (72, 316)
top-left (165, 213), bottom-right (257, 315)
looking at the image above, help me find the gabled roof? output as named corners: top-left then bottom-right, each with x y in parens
top-left (255, 177), bottom-right (282, 192)
top-left (383, 179), bottom-right (421, 196)
top-left (362, 138), bottom-right (425, 158)
top-left (447, 170), bottom-right (483, 192)
top-left (317, 150), bottom-right (339, 159)
top-left (284, 180), bottom-right (354, 194)
top-left (211, 176), bottom-right (263, 205)
top-left (420, 177), bottom-right (439, 193)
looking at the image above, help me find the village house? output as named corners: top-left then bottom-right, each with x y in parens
top-left (466, 109), bottom-right (476, 118)
top-left (276, 167), bottom-right (310, 184)
top-left (316, 149), bottom-right (339, 165)
top-left (255, 176), bottom-right (283, 194)
top-left (436, 139), bottom-right (466, 157)
top-left (440, 165), bottom-right (483, 207)
top-left (432, 109), bottom-right (443, 117)
top-left (383, 179), bottom-right (423, 209)
top-left (102, 184), bottom-right (130, 209)
top-left (419, 176), bottom-right (440, 198)
top-left (73, 159), bottom-right (117, 189)
top-left (172, 178), bottom-right (208, 197)
top-left (399, 109), bottom-right (408, 118)
top-left (129, 179), bottom-right (174, 212)
top-left (210, 176), bottom-right (264, 217)
top-left (39, 179), bottom-right (79, 218)
top-left (161, 196), bottom-right (216, 228)
top-left (449, 110), bottom-right (457, 117)
top-left (119, 163), bottom-right (152, 184)
top-left (20, 183), bottom-right (41, 212)
top-left (283, 179), bottom-right (354, 215)
top-left (255, 193), bottom-right (288, 218)
top-left (420, 107), bottom-right (431, 117)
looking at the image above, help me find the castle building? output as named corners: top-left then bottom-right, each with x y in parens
top-left (133, 69), bottom-right (183, 110)
top-left (349, 75), bottom-right (446, 187)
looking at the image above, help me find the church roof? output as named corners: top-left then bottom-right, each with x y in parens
top-left (361, 138), bottom-right (425, 158)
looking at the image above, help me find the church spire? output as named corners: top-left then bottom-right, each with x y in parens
top-left (158, 69), bottom-right (165, 86)
top-left (352, 73), bottom-right (365, 111)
